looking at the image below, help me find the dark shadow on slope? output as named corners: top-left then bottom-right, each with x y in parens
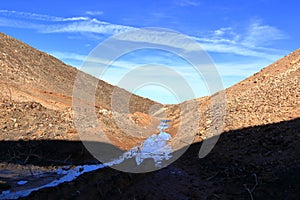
top-left (0, 140), bottom-right (124, 166)
top-left (109, 118), bottom-right (300, 200)
top-left (0, 118), bottom-right (299, 199)
top-left (167, 118), bottom-right (300, 200)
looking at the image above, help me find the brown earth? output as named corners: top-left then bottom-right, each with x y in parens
top-left (170, 47), bottom-right (300, 143)
top-left (1, 32), bottom-right (299, 149)
top-left (0, 32), bottom-right (163, 150)
top-left (0, 32), bottom-right (299, 199)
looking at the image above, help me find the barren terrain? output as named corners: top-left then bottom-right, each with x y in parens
top-left (0, 32), bottom-right (299, 199)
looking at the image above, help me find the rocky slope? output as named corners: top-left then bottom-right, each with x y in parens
top-left (1, 31), bottom-right (300, 149)
top-left (168, 48), bottom-right (300, 143)
top-left (0, 32), bottom-right (158, 112)
top-left (0, 32), bottom-right (299, 199)
top-left (0, 32), bottom-right (162, 149)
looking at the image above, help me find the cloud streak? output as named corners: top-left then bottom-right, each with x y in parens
top-left (42, 19), bottom-right (133, 35)
top-left (0, 10), bottom-right (133, 36)
top-left (175, 0), bottom-right (201, 7)
top-left (85, 11), bottom-right (104, 16)
top-left (190, 22), bottom-right (288, 60)
top-left (242, 20), bottom-right (288, 47)
top-left (0, 10), bottom-right (89, 22)
top-left (49, 50), bottom-right (267, 78)
top-left (0, 10), bottom-right (288, 60)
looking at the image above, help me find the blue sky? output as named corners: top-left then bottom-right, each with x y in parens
top-left (1, 0), bottom-right (299, 104)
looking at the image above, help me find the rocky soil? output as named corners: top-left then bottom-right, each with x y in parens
top-left (0, 32), bottom-right (299, 199)
top-left (168, 47), bottom-right (300, 144)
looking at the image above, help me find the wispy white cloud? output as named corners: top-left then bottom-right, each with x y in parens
top-left (85, 11), bottom-right (104, 16)
top-left (0, 10), bottom-right (133, 36)
top-left (42, 18), bottom-right (133, 35)
top-left (0, 9), bottom-right (290, 103)
top-left (50, 49), bottom-right (267, 79)
top-left (215, 60), bottom-right (271, 77)
top-left (50, 23), bottom-right (285, 61)
top-left (242, 20), bottom-right (288, 47)
top-left (0, 9), bottom-right (61, 21)
top-left (151, 12), bottom-right (174, 19)
top-left (49, 51), bottom-right (88, 62)
top-left (49, 51), bottom-right (142, 70)
top-left (0, 17), bottom-right (39, 29)
top-left (213, 27), bottom-right (233, 36)
top-left (0, 9), bottom-right (88, 22)
top-left (175, 0), bottom-right (201, 7)
top-left (195, 40), bottom-right (283, 60)
top-left (59, 17), bottom-right (90, 22)
top-left (0, 10), bottom-right (288, 60)
top-left (113, 27), bottom-right (286, 60)
top-left (187, 21), bottom-right (288, 60)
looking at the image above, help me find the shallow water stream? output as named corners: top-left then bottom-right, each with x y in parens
top-left (0, 121), bottom-right (173, 199)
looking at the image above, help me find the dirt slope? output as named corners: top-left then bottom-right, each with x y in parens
top-left (0, 32), bottom-right (162, 149)
top-left (0, 32), bottom-right (158, 111)
top-left (0, 32), bottom-right (299, 199)
top-left (0, 31), bottom-right (299, 148)
top-left (167, 48), bottom-right (300, 143)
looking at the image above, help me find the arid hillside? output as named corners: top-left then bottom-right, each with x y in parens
top-left (0, 32), bottom-right (299, 199)
top-left (0, 32), bottom-right (163, 149)
top-left (0, 31), bottom-right (299, 149)
top-left (0, 32), bottom-right (158, 111)
top-left (167, 47), bottom-right (300, 143)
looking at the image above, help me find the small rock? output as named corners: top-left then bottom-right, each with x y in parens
top-left (17, 180), bottom-right (28, 185)
top-left (290, 60), bottom-right (298, 65)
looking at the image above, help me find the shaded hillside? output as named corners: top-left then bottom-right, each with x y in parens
top-left (6, 118), bottom-right (296, 199)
